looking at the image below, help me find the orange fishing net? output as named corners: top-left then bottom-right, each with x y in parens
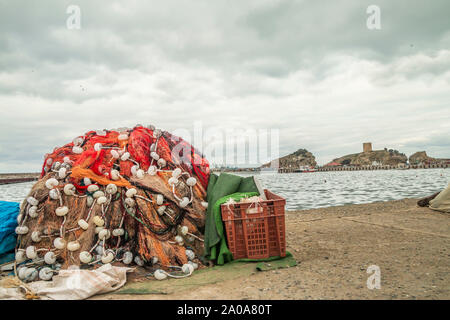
top-left (70, 167), bottom-right (131, 188)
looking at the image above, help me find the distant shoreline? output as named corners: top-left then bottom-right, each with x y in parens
top-left (213, 164), bottom-right (449, 173)
top-left (0, 173), bottom-right (39, 185)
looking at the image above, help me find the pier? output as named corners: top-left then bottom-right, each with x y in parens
top-left (215, 163), bottom-right (450, 174)
top-left (317, 163), bottom-right (449, 172)
top-left (0, 173), bottom-right (39, 185)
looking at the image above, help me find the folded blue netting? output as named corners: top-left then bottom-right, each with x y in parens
top-left (0, 201), bottom-right (20, 263)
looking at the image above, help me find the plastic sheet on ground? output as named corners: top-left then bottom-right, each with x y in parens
top-left (430, 183), bottom-right (450, 213)
top-left (0, 264), bottom-right (133, 300)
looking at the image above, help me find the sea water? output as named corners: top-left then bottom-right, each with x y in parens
top-left (233, 168), bottom-right (450, 210)
top-left (0, 169), bottom-right (448, 210)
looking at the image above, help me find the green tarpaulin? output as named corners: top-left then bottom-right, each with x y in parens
top-left (203, 173), bottom-right (260, 265)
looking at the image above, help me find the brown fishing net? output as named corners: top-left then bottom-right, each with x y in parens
top-left (15, 125), bottom-right (210, 280)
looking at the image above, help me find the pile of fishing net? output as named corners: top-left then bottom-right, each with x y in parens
top-left (14, 125), bottom-right (210, 282)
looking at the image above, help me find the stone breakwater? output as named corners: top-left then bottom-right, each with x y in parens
top-left (0, 173), bottom-right (39, 185)
top-left (317, 163), bottom-right (449, 172)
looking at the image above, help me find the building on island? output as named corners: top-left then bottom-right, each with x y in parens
top-left (363, 142), bottom-right (373, 153)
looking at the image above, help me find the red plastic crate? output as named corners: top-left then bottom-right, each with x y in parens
top-left (221, 189), bottom-right (286, 260)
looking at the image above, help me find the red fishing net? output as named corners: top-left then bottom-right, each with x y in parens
top-left (40, 126), bottom-right (210, 190)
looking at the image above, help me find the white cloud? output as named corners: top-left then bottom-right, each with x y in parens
top-left (0, 0), bottom-right (449, 172)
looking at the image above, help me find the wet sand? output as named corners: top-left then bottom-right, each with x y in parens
top-left (96, 198), bottom-right (450, 300)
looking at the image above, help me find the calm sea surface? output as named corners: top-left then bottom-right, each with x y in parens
top-left (0, 169), bottom-right (449, 210)
top-left (235, 169), bottom-right (450, 210)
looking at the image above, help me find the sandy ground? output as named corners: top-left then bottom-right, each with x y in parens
top-left (95, 198), bottom-right (450, 300)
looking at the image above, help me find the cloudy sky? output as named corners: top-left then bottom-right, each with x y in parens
top-left (0, 0), bottom-right (449, 171)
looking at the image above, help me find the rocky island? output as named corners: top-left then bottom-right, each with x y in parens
top-left (261, 148), bottom-right (317, 170)
top-left (214, 143), bottom-right (449, 173)
top-left (409, 151), bottom-right (450, 165)
top-left (326, 143), bottom-right (407, 167)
